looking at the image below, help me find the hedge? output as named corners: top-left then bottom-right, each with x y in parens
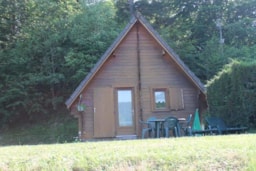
top-left (207, 60), bottom-right (256, 128)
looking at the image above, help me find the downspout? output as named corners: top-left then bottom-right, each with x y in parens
top-left (136, 20), bottom-right (143, 122)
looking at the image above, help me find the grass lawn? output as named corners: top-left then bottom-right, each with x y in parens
top-left (0, 134), bottom-right (255, 171)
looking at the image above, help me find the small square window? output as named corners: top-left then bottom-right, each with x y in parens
top-left (152, 88), bottom-right (169, 111)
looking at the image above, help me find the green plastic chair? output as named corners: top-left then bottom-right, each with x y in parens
top-left (180, 114), bottom-right (192, 136)
top-left (205, 116), bottom-right (248, 134)
top-left (140, 117), bottom-right (157, 138)
top-left (163, 117), bottom-right (179, 137)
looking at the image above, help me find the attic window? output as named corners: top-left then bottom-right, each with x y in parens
top-left (152, 88), bottom-right (169, 111)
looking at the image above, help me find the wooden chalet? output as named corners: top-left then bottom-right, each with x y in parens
top-left (65, 14), bottom-right (207, 140)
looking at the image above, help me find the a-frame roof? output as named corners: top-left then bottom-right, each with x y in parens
top-left (65, 14), bottom-right (205, 109)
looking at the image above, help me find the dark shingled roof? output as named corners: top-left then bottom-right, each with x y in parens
top-left (65, 14), bottom-right (205, 108)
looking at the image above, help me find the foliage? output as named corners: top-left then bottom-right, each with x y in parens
top-left (65, 0), bottom-right (120, 87)
top-left (0, 135), bottom-right (255, 170)
top-left (207, 60), bottom-right (256, 127)
top-left (0, 0), bottom-right (119, 126)
top-left (0, 0), bottom-right (79, 125)
top-left (0, 0), bottom-right (27, 49)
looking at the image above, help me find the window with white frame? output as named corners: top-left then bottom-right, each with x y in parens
top-left (152, 88), bottom-right (169, 111)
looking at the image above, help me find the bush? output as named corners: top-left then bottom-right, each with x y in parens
top-left (207, 60), bottom-right (256, 128)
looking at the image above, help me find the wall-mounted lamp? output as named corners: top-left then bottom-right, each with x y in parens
top-left (77, 94), bottom-right (86, 112)
top-left (112, 51), bottom-right (116, 58)
top-left (162, 49), bottom-right (166, 56)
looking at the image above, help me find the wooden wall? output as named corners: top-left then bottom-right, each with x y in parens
top-left (71, 22), bottom-right (201, 139)
top-left (137, 24), bottom-right (198, 120)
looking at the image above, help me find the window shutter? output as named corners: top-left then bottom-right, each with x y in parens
top-left (169, 88), bottom-right (184, 110)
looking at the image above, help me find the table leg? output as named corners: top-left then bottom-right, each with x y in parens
top-left (156, 122), bottom-right (160, 138)
top-left (176, 123), bottom-right (181, 137)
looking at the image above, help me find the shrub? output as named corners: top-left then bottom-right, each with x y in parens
top-left (207, 60), bottom-right (256, 128)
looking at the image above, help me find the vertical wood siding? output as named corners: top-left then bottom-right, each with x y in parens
top-left (71, 22), bottom-right (201, 139)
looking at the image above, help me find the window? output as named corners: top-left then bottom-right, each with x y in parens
top-left (152, 88), bottom-right (169, 111)
top-left (151, 87), bottom-right (184, 111)
top-left (117, 89), bottom-right (133, 127)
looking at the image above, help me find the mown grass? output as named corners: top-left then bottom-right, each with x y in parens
top-left (0, 134), bottom-right (255, 171)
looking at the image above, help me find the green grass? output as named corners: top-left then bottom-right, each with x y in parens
top-left (0, 134), bottom-right (255, 171)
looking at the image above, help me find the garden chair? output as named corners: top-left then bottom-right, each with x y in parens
top-left (205, 116), bottom-right (248, 134)
top-left (179, 114), bottom-right (192, 136)
top-left (162, 117), bottom-right (180, 137)
top-left (140, 117), bottom-right (157, 138)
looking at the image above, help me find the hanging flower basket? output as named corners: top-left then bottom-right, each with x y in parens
top-left (77, 104), bottom-right (86, 112)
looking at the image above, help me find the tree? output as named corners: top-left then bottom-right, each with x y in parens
top-left (0, 0), bottom-right (120, 126)
top-left (65, 0), bottom-right (120, 87)
top-left (0, 0), bottom-right (28, 50)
